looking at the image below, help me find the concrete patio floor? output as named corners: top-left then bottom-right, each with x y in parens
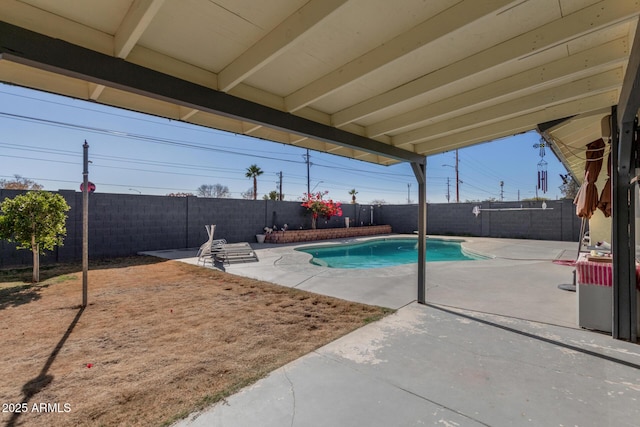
top-left (143, 236), bottom-right (640, 427)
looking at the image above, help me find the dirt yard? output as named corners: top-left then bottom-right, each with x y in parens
top-left (0, 257), bottom-right (390, 426)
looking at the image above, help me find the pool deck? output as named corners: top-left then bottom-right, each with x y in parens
top-left (143, 235), bottom-right (640, 427)
top-left (148, 235), bottom-right (580, 324)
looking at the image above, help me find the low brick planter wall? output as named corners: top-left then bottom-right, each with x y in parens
top-left (264, 225), bottom-right (392, 243)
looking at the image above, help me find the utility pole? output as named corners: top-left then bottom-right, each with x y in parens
top-left (278, 171), bottom-right (283, 201)
top-left (446, 177), bottom-right (451, 202)
top-left (407, 183), bottom-right (411, 204)
top-left (305, 149), bottom-right (311, 195)
top-left (500, 181), bottom-right (504, 201)
top-left (455, 149), bottom-right (460, 203)
top-left (518, 189), bottom-right (520, 201)
top-left (82, 141), bottom-right (89, 308)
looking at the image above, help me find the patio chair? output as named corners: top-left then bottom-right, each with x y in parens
top-left (213, 242), bottom-right (258, 264)
top-left (196, 225), bottom-right (227, 266)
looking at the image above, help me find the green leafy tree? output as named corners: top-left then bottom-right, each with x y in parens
top-left (0, 191), bottom-right (70, 282)
top-left (245, 164), bottom-right (263, 200)
top-left (559, 173), bottom-right (580, 199)
top-left (263, 190), bottom-right (279, 200)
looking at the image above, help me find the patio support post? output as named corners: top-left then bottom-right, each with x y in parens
top-left (82, 141), bottom-right (89, 308)
top-left (612, 110), bottom-right (637, 341)
top-left (412, 159), bottom-right (427, 304)
top-left (612, 18), bottom-right (640, 341)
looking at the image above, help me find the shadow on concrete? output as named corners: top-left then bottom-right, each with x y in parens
top-left (428, 303), bottom-right (640, 368)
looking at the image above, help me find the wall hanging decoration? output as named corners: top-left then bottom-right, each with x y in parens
top-left (534, 139), bottom-right (548, 194)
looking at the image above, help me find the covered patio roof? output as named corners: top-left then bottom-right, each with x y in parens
top-left (0, 0), bottom-right (638, 174)
top-left (1, 0), bottom-right (640, 340)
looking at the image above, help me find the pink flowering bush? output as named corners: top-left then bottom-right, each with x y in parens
top-left (301, 191), bottom-right (343, 229)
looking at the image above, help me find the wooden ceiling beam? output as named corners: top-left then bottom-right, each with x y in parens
top-left (284, 0), bottom-right (513, 112)
top-left (394, 68), bottom-right (623, 147)
top-left (332, 0), bottom-right (638, 127)
top-left (368, 38), bottom-right (628, 138)
top-left (0, 21), bottom-right (424, 164)
top-left (219, 0), bottom-right (348, 92)
top-left (115, 0), bottom-right (166, 58)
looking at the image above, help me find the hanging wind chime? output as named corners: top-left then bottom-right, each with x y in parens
top-left (534, 139), bottom-right (548, 194)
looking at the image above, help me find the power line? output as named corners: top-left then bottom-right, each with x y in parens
top-left (0, 111), bottom-right (306, 164)
top-left (0, 141), bottom-right (249, 174)
top-left (0, 148), bottom-right (413, 196)
top-left (0, 87), bottom-right (304, 158)
top-left (3, 86), bottom-right (550, 202)
top-left (0, 88), bottom-right (436, 185)
top-left (0, 111), bottom-right (428, 185)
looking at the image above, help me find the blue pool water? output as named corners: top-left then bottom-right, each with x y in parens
top-left (296, 238), bottom-right (482, 269)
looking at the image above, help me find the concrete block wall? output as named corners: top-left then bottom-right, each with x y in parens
top-left (0, 190), bottom-right (581, 267)
top-left (86, 193), bottom-right (189, 257)
top-left (427, 203), bottom-right (483, 236)
top-left (374, 204), bottom-right (416, 234)
top-left (303, 199), bottom-right (580, 241)
top-left (478, 200), bottom-right (580, 241)
top-left (375, 199), bottom-right (580, 241)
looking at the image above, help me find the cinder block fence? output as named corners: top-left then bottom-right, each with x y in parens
top-left (0, 189), bottom-right (580, 267)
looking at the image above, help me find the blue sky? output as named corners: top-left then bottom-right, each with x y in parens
top-left (0, 83), bottom-right (568, 204)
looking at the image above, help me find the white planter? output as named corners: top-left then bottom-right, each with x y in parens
top-left (256, 234), bottom-right (266, 243)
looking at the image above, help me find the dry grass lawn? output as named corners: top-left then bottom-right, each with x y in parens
top-left (0, 257), bottom-right (391, 426)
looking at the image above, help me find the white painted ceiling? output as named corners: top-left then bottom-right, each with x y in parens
top-left (0, 0), bottom-right (638, 178)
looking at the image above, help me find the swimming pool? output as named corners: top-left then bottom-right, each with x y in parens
top-left (296, 238), bottom-right (483, 269)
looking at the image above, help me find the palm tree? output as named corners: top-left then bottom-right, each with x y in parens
top-left (348, 188), bottom-right (358, 204)
top-left (245, 164), bottom-right (263, 200)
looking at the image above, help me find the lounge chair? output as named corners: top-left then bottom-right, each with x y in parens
top-left (196, 225), bottom-right (227, 266)
top-left (213, 242), bottom-right (258, 264)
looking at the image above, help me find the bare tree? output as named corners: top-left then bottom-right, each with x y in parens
top-left (241, 187), bottom-right (255, 200)
top-left (0, 174), bottom-right (43, 190)
top-left (197, 183), bottom-right (229, 198)
top-left (212, 183), bottom-right (230, 198)
top-left (197, 184), bottom-right (214, 197)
